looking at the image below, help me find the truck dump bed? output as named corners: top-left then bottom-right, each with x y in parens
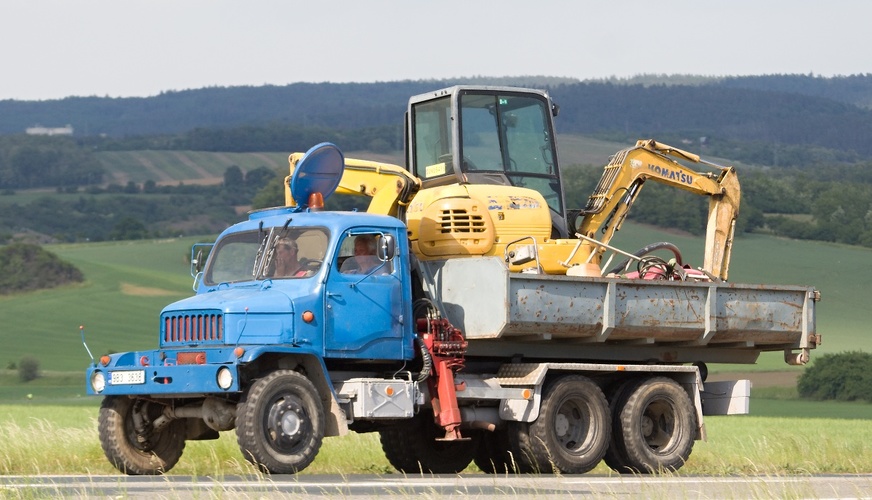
top-left (420, 258), bottom-right (818, 365)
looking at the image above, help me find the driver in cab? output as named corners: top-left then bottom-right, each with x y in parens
top-left (272, 237), bottom-right (313, 278)
top-left (340, 234), bottom-right (388, 275)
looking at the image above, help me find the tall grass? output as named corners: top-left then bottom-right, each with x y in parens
top-left (690, 415), bottom-right (872, 475)
top-left (2, 402), bottom-right (872, 476)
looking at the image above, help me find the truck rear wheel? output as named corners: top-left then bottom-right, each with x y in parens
top-left (602, 379), bottom-right (638, 473)
top-left (616, 376), bottom-right (697, 473)
top-left (379, 413), bottom-right (478, 473)
top-left (511, 374), bottom-right (610, 474)
top-left (98, 396), bottom-right (186, 475)
top-left (236, 370), bottom-right (325, 474)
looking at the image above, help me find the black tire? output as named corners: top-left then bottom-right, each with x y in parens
top-left (98, 396), bottom-right (186, 475)
top-left (236, 370), bottom-right (325, 474)
top-left (616, 377), bottom-right (697, 473)
top-left (473, 428), bottom-right (531, 474)
top-left (379, 413), bottom-right (478, 473)
top-left (511, 375), bottom-right (610, 474)
top-left (602, 379), bottom-right (638, 474)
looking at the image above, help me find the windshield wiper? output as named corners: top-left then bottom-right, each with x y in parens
top-left (252, 222), bottom-right (273, 278)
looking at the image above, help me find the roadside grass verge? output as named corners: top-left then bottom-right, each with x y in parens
top-left (2, 397), bottom-right (872, 476)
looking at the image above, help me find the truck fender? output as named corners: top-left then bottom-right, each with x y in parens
top-left (499, 385), bottom-right (542, 422)
top-left (240, 346), bottom-right (349, 437)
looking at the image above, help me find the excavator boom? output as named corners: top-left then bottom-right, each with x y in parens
top-left (578, 139), bottom-right (740, 280)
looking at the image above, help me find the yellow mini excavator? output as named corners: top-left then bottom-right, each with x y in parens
top-left (285, 86), bottom-right (740, 280)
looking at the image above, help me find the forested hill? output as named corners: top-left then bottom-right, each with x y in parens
top-left (3, 74), bottom-right (872, 157)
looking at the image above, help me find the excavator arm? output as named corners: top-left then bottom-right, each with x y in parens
top-left (577, 139), bottom-right (740, 280)
top-left (285, 153), bottom-right (421, 219)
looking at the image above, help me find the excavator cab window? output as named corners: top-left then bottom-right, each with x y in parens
top-left (459, 91), bottom-right (565, 234)
top-left (411, 96), bottom-right (454, 180)
top-left (408, 86), bottom-right (568, 238)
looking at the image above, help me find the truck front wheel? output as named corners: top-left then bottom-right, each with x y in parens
top-left (98, 396), bottom-right (186, 475)
top-left (616, 376), bottom-right (697, 473)
top-left (511, 374), bottom-right (610, 474)
top-left (236, 370), bottom-right (325, 474)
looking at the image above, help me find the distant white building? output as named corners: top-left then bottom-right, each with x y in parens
top-left (26, 124), bottom-right (74, 136)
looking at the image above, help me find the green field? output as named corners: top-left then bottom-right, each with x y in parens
top-left (1, 237), bottom-right (197, 372)
top-left (96, 150), bottom-right (292, 185)
top-left (90, 135), bottom-right (621, 187)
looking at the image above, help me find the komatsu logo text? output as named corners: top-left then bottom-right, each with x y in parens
top-left (649, 164), bottom-right (693, 185)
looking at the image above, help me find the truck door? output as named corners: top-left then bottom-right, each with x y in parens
top-left (323, 230), bottom-right (405, 359)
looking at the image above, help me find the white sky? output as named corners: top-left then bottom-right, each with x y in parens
top-left (1, 0), bottom-right (869, 101)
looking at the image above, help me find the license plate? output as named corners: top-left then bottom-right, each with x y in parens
top-left (110, 370), bottom-right (146, 385)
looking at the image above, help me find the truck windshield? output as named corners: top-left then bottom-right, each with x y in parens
top-left (203, 227), bottom-right (329, 285)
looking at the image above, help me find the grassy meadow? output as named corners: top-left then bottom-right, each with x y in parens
top-left (3, 399), bottom-right (872, 476)
top-left (1, 223), bottom-right (869, 476)
top-left (1, 237), bottom-right (198, 373)
top-left (96, 150), bottom-right (291, 186)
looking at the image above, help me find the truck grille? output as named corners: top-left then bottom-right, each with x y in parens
top-left (163, 312), bottom-right (223, 344)
top-left (438, 209), bottom-right (486, 233)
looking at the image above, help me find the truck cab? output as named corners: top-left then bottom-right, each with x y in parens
top-left (88, 209), bottom-right (415, 395)
top-left (85, 146), bottom-right (425, 475)
top-left (193, 209), bottom-right (412, 360)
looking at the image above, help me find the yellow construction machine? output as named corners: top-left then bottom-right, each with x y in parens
top-left (285, 86), bottom-right (740, 280)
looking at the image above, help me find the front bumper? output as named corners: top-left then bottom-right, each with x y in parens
top-left (85, 348), bottom-right (241, 396)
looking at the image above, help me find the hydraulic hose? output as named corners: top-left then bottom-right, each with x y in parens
top-left (606, 241), bottom-right (684, 275)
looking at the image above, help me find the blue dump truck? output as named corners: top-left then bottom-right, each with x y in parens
top-left (85, 86), bottom-right (819, 476)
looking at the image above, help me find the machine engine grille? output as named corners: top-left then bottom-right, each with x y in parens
top-left (438, 209), bottom-right (486, 233)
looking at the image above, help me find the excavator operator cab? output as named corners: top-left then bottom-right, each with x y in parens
top-left (406, 86), bottom-right (569, 238)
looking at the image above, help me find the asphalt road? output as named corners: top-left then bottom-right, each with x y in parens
top-left (4, 474), bottom-right (872, 499)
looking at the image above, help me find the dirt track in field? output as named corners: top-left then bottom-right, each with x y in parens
top-left (708, 370), bottom-right (800, 387)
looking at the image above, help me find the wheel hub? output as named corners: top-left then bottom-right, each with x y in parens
top-left (640, 415), bottom-right (654, 437)
top-left (280, 407), bottom-right (302, 436)
top-left (555, 414), bottom-right (570, 436)
top-left (266, 396), bottom-right (309, 452)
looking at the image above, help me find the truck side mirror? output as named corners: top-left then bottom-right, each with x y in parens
top-left (378, 234), bottom-right (396, 261)
top-left (190, 243), bottom-right (214, 277)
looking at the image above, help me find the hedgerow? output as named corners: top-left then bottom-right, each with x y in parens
top-left (797, 351), bottom-right (872, 402)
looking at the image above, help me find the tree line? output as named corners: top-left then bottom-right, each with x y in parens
top-left (4, 131), bottom-right (872, 248)
top-left (4, 75), bottom-right (872, 156)
top-left (0, 135), bottom-right (103, 189)
top-left (0, 166), bottom-right (278, 243)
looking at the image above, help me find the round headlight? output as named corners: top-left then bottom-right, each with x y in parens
top-left (91, 371), bottom-right (106, 393)
top-left (216, 367), bottom-right (233, 390)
